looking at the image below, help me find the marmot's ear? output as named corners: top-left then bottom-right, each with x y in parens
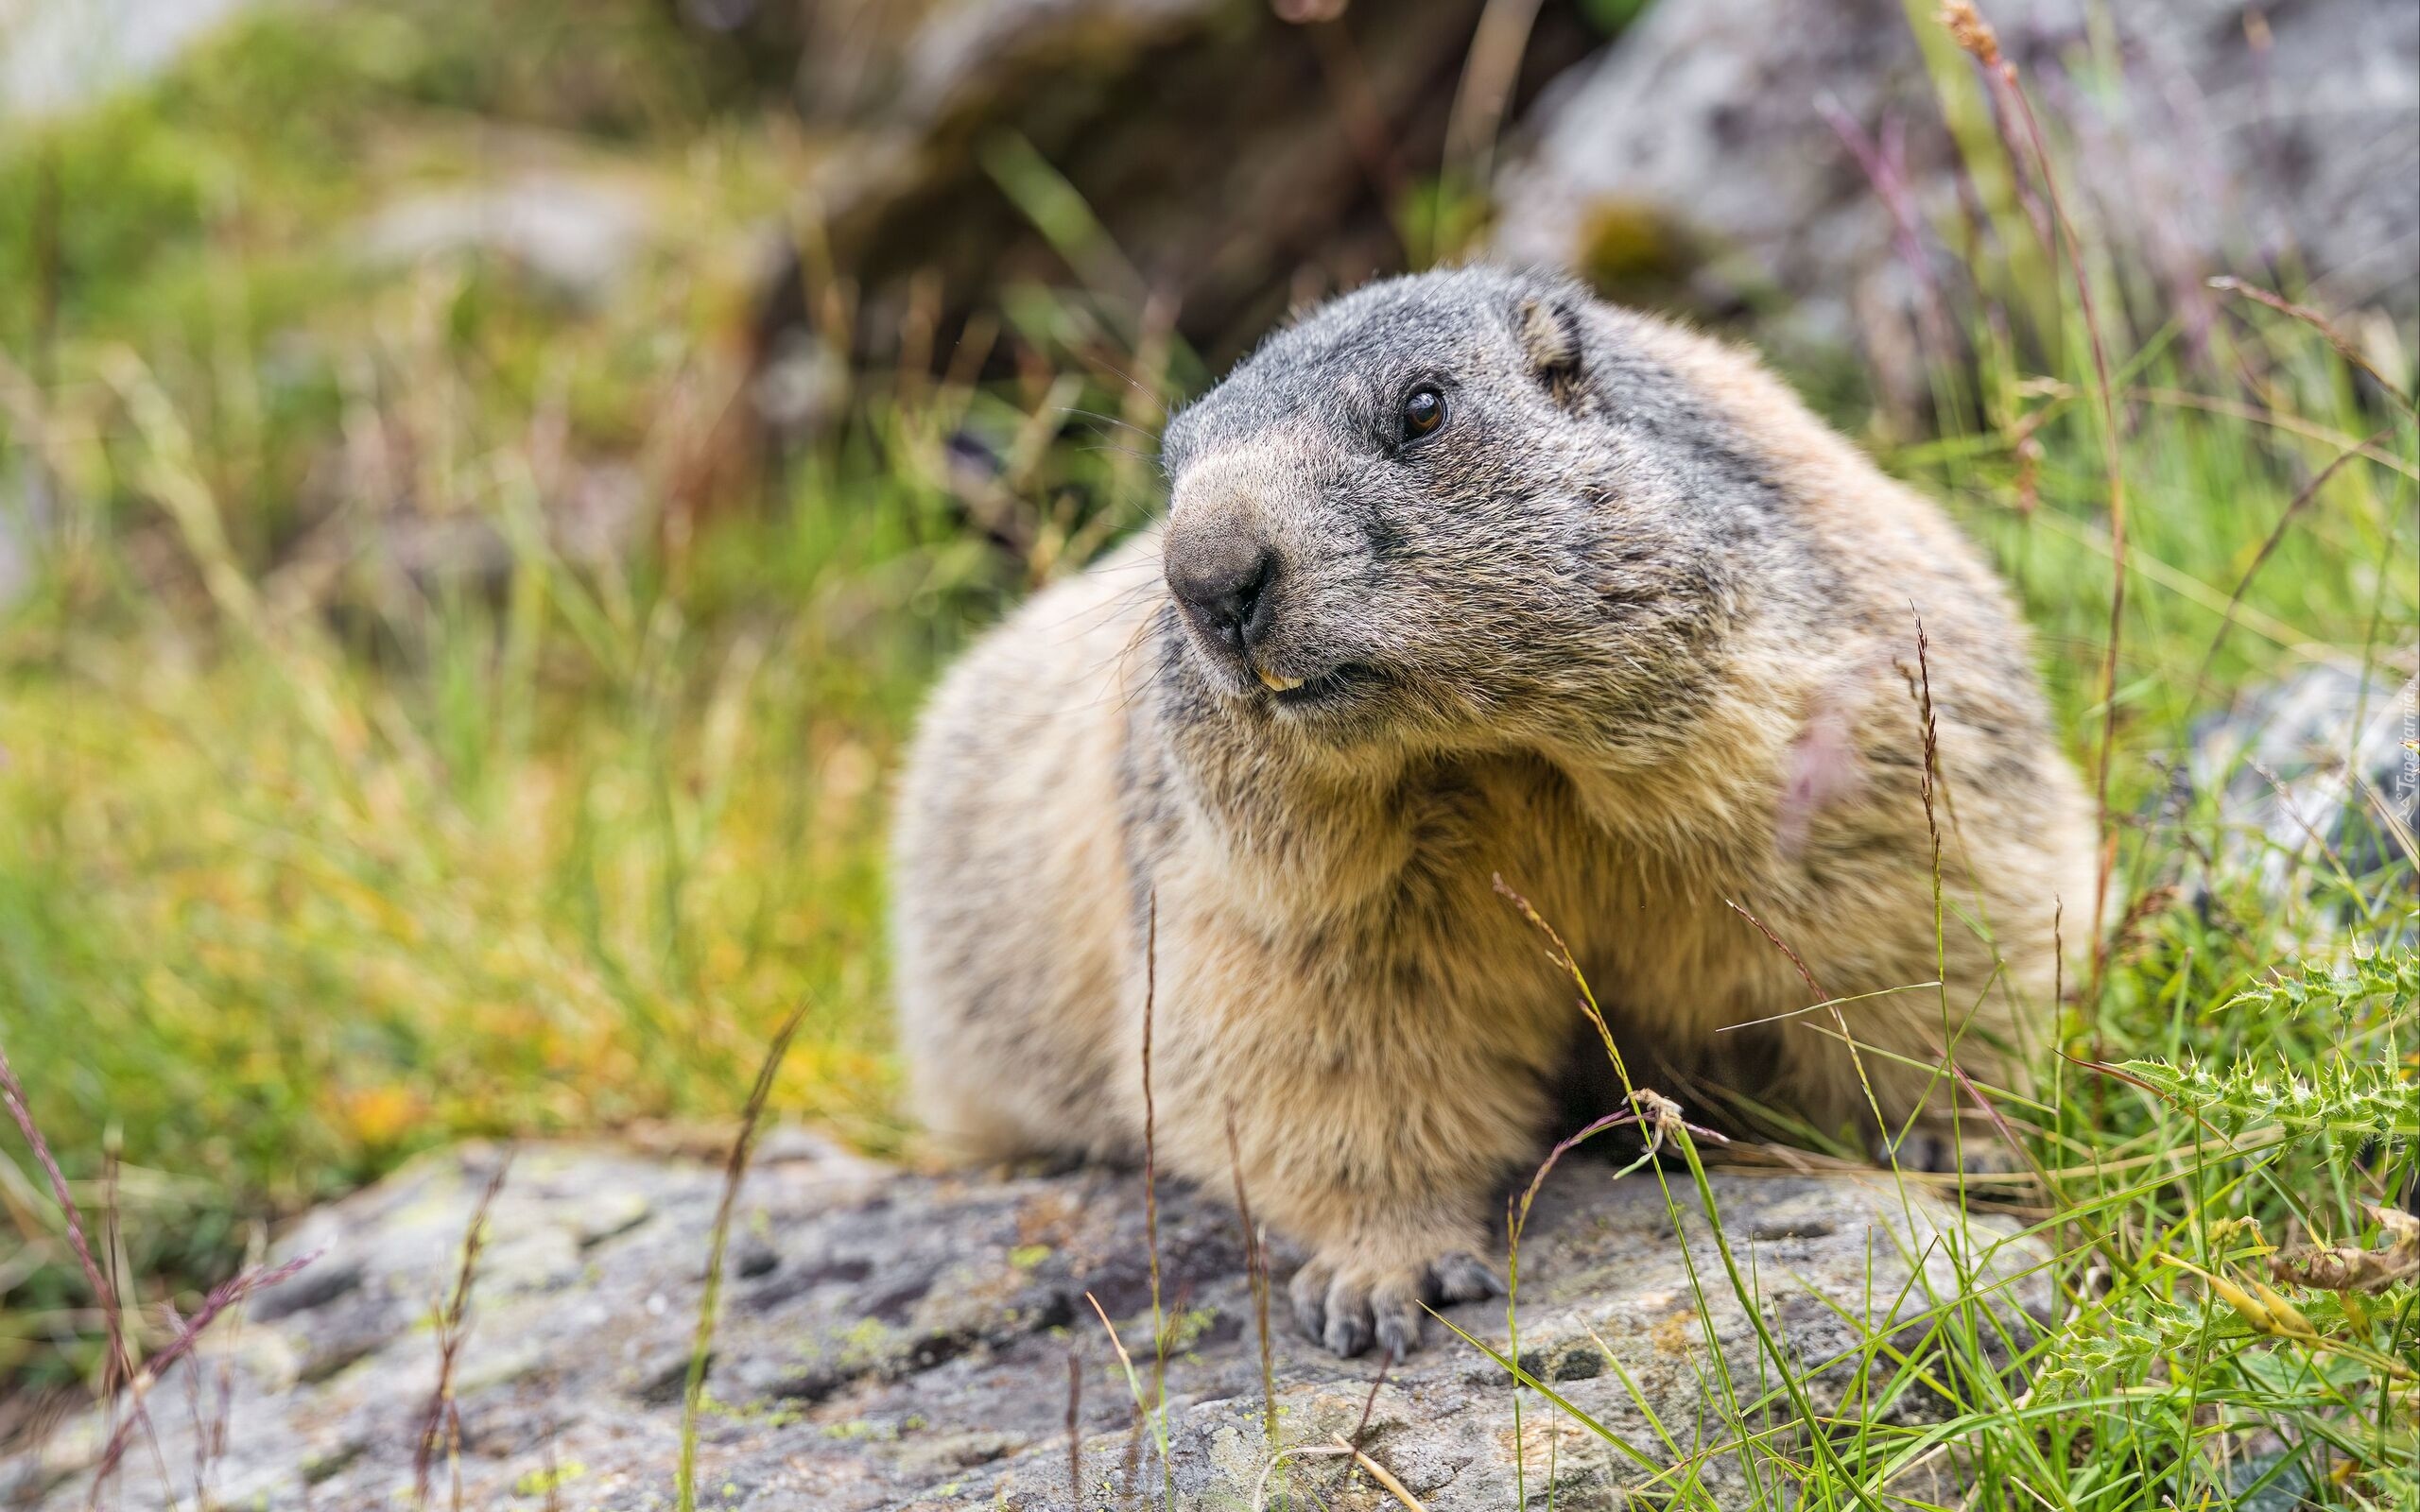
top-left (1517, 292), bottom-right (1586, 406)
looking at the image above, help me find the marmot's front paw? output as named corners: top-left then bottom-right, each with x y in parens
top-left (1288, 1246), bottom-right (1503, 1359)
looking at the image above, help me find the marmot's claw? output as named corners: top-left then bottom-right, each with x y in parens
top-left (1292, 1248), bottom-right (1506, 1359)
top-left (1288, 1256), bottom-right (1335, 1343)
top-left (1431, 1250), bottom-right (1505, 1302)
top-left (1371, 1282), bottom-right (1422, 1361)
top-left (1326, 1305), bottom-right (1374, 1358)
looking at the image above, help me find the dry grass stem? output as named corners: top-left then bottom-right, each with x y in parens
top-left (413, 1152), bottom-right (512, 1509)
top-left (677, 998), bottom-right (814, 1512)
top-left (1224, 1103), bottom-right (1280, 1456)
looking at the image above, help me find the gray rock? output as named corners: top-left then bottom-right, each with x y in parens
top-left (0, 462), bottom-right (47, 616)
top-left (9, 1136), bottom-right (2046, 1510)
top-left (352, 174), bottom-right (661, 306)
top-left (2183, 664), bottom-right (2417, 921)
top-left (0, 0), bottom-right (255, 123)
top-left (1493, 0), bottom-right (2420, 395)
top-left (277, 457), bottom-right (649, 603)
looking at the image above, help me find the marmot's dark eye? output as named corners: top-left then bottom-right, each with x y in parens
top-left (1400, 385), bottom-right (1447, 443)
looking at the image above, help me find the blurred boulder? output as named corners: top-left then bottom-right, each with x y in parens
top-left (2183, 664), bottom-right (2417, 926)
top-left (1491, 0), bottom-right (2420, 398)
top-left (0, 472), bottom-right (41, 614)
top-left (0, 0), bottom-right (256, 122)
top-left (353, 172), bottom-right (661, 307)
top-left (747, 0), bottom-right (1605, 421)
top-left (743, 0), bottom-right (2420, 438)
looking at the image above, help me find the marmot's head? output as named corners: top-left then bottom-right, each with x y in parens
top-left (1155, 266), bottom-right (1775, 761)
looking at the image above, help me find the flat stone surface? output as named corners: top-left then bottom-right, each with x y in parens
top-left (9, 1133), bottom-right (2046, 1510)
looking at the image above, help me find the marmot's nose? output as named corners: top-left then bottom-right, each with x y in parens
top-left (1167, 536), bottom-right (1279, 656)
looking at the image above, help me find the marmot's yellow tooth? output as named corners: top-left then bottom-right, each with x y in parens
top-left (1256, 667), bottom-right (1304, 693)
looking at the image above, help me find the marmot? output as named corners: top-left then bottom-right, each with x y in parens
top-left (891, 267), bottom-right (2094, 1358)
